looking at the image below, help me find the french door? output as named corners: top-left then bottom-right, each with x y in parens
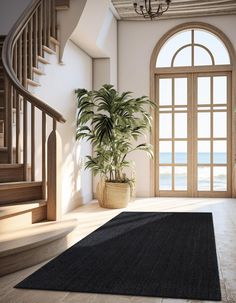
top-left (155, 72), bottom-right (232, 197)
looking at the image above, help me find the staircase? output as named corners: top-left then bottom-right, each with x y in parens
top-left (0, 0), bottom-right (77, 277)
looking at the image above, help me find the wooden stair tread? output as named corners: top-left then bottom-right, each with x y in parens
top-left (0, 181), bottom-right (43, 204)
top-left (0, 181), bottom-right (42, 190)
top-left (27, 78), bottom-right (41, 87)
top-left (0, 219), bottom-right (78, 257)
top-left (0, 147), bottom-right (7, 151)
top-left (37, 55), bottom-right (50, 64)
top-left (0, 200), bottom-right (46, 219)
top-left (0, 163), bottom-right (23, 169)
top-left (32, 67), bottom-right (45, 75)
top-left (0, 163), bottom-right (24, 183)
top-left (43, 45), bottom-right (56, 55)
top-left (55, 0), bottom-right (70, 10)
top-left (0, 148), bottom-right (9, 164)
top-left (50, 36), bottom-right (60, 46)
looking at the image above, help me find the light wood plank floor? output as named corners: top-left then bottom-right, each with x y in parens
top-left (1, 197), bottom-right (236, 303)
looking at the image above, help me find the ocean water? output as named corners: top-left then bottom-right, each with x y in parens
top-left (159, 152), bottom-right (227, 164)
top-left (159, 152), bottom-right (227, 191)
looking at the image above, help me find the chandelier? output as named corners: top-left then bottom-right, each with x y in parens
top-left (133, 0), bottom-right (171, 20)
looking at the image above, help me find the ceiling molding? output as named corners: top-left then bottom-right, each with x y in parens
top-left (109, 0), bottom-right (121, 19)
top-left (111, 0), bottom-right (236, 20)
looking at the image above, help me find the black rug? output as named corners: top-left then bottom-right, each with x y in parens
top-left (16, 211), bottom-right (221, 301)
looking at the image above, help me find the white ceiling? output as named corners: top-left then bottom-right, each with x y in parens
top-left (111, 0), bottom-right (236, 20)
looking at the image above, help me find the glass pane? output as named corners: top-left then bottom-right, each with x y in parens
top-left (198, 77), bottom-right (211, 104)
top-left (174, 78), bottom-right (187, 105)
top-left (159, 141), bottom-right (172, 164)
top-left (213, 141), bottom-right (227, 164)
top-left (173, 46), bottom-right (191, 67)
top-left (213, 76), bottom-right (227, 104)
top-left (159, 79), bottom-right (172, 105)
top-left (159, 166), bottom-right (172, 190)
top-left (198, 167), bottom-right (211, 191)
top-left (213, 112), bottom-right (227, 138)
top-left (175, 141), bottom-right (187, 164)
top-left (213, 167), bottom-right (227, 191)
top-left (159, 113), bottom-right (172, 138)
top-left (198, 112), bottom-right (210, 138)
top-left (174, 113), bottom-right (187, 138)
top-left (174, 166), bottom-right (187, 190)
top-left (156, 30), bottom-right (192, 67)
top-left (194, 46), bottom-right (213, 66)
top-left (194, 30), bottom-right (230, 65)
top-left (198, 140), bottom-right (210, 164)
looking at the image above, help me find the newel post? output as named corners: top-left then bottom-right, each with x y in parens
top-left (47, 119), bottom-right (62, 220)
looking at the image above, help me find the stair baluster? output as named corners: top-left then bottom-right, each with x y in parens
top-left (23, 98), bottom-right (28, 179)
top-left (15, 92), bottom-right (20, 163)
top-left (51, 0), bottom-right (57, 39)
top-left (31, 104), bottom-right (35, 181)
top-left (38, 3), bottom-right (43, 58)
top-left (33, 10), bottom-right (38, 68)
top-left (7, 80), bottom-right (13, 163)
top-left (42, 111), bottom-right (46, 199)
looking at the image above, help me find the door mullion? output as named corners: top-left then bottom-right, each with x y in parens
top-left (191, 73), bottom-right (197, 196)
top-left (172, 77), bottom-right (175, 191)
top-left (210, 76), bottom-right (214, 192)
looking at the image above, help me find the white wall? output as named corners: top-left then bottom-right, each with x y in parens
top-left (71, 0), bottom-right (118, 88)
top-left (118, 15), bottom-right (236, 197)
top-left (93, 58), bottom-right (110, 89)
top-left (97, 8), bottom-right (118, 87)
top-left (34, 40), bottom-right (93, 214)
top-left (0, 0), bottom-right (31, 35)
top-left (57, 0), bottom-right (87, 62)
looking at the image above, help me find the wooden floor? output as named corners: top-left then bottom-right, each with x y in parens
top-left (1, 197), bottom-right (236, 303)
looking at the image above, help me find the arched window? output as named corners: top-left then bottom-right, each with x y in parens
top-left (150, 23), bottom-right (235, 198)
top-left (156, 28), bottom-right (230, 68)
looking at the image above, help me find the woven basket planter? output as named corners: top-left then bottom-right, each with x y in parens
top-left (97, 181), bottom-right (130, 209)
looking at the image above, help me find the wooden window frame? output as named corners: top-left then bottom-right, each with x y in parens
top-left (150, 22), bottom-right (236, 197)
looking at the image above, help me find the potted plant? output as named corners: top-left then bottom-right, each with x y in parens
top-left (75, 84), bottom-right (156, 209)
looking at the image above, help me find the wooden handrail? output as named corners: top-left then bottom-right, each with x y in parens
top-left (1, 0), bottom-right (65, 123)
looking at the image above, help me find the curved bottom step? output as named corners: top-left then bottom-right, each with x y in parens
top-left (0, 219), bottom-right (78, 277)
top-left (0, 200), bottom-right (47, 233)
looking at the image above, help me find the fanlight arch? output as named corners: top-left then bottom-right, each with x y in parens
top-left (153, 23), bottom-right (233, 69)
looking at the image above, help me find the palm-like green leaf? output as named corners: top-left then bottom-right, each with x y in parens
top-left (75, 84), bottom-right (156, 181)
